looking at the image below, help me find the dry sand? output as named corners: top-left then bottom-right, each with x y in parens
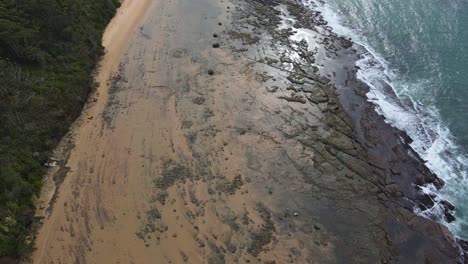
top-left (33, 0), bottom-right (318, 261)
top-left (33, 0), bottom-right (155, 262)
top-left (33, 0), bottom-right (292, 263)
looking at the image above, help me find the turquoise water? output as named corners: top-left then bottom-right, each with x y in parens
top-left (304, 0), bottom-right (468, 238)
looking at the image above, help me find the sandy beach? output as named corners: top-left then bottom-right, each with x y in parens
top-left (31, 0), bottom-right (464, 263)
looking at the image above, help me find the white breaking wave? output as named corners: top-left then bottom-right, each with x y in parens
top-left (301, 0), bottom-right (468, 238)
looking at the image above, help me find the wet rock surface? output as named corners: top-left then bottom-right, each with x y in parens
top-left (224, 0), bottom-right (464, 262)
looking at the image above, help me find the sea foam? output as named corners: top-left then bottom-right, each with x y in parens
top-left (301, 0), bottom-right (468, 238)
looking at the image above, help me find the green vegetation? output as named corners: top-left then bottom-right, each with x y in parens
top-left (0, 0), bottom-right (119, 258)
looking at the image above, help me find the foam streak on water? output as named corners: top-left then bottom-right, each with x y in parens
top-left (301, 0), bottom-right (468, 239)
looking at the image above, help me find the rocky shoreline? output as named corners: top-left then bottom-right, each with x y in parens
top-left (230, 0), bottom-right (466, 261)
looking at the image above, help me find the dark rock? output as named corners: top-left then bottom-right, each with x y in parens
top-left (441, 200), bottom-right (455, 211)
top-left (414, 173), bottom-right (425, 186)
top-left (265, 57), bottom-right (279, 65)
top-left (267, 86), bottom-right (279, 93)
top-left (279, 95), bottom-right (307, 104)
top-left (386, 183), bottom-right (400, 197)
top-left (389, 208), bottom-right (460, 260)
top-left (192, 96), bottom-right (206, 105)
top-left (237, 128), bottom-right (247, 135)
top-left (434, 177), bottom-right (445, 189)
top-left (390, 166), bottom-right (401, 175)
top-left (213, 33), bottom-right (218, 38)
top-left (458, 238), bottom-right (468, 251)
top-left (307, 91), bottom-right (328, 104)
top-left (337, 36), bottom-right (353, 49)
top-left (213, 43), bottom-right (220, 48)
top-left (215, 175), bottom-right (244, 195)
top-left (418, 194), bottom-right (435, 210)
top-left (318, 76), bottom-right (331, 85)
top-left (286, 74), bottom-right (305, 85)
top-left (248, 203), bottom-right (275, 257)
top-left (445, 212), bottom-right (456, 223)
top-left (286, 85), bottom-right (298, 92)
top-left (440, 200), bottom-right (456, 223)
top-left (154, 159), bottom-right (192, 189)
top-left (208, 69), bottom-right (214, 75)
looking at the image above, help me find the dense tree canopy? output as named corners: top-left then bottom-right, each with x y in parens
top-left (0, 0), bottom-right (119, 257)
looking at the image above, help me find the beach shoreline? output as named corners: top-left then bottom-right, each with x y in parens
top-left (31, 0), bottom-right (153, 262)
top-left (29, 0), bottom-right (466, 262)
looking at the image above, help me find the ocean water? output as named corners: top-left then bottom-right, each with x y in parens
top-left (302, 0), bottom-right (468, 238)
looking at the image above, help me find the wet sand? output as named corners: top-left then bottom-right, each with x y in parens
top-left (32, 0), bottom-right (464, 263)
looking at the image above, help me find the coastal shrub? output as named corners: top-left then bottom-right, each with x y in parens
top-left (0, 0), bottom-right (119, 258)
